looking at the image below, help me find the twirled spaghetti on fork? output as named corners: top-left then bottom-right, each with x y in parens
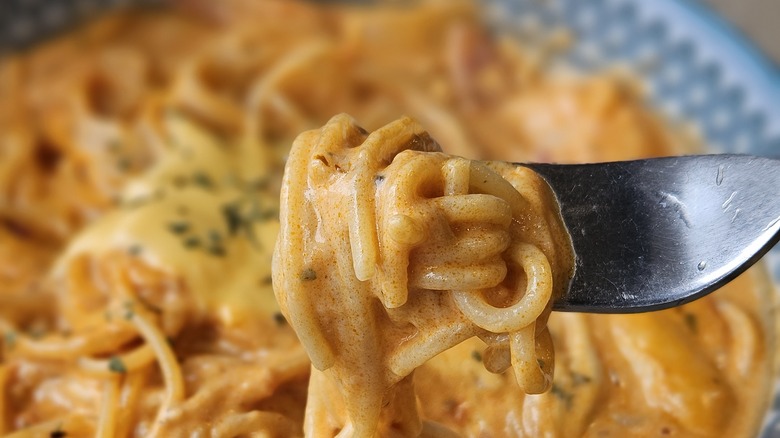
top-left (273, 114), bottom-right (574, 436)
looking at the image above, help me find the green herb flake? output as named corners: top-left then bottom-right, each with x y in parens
top-left (550, 383), bottom-right (574, 410)
top-left (300, 268), bottom-right (317, 281)
top-left (207, 245), bottom-right (226, 257)
top-left (273, 312), bottom-right (287, 326)
top-left (4, 331), bottom-right (16, 350)
top-left (206, 230), bottom-right (226, 256)
top-left (183, 236), bottom-right (201, 249)
top-left (168, 223), bottom-right (189, 238)
top-left (116, 157), bottom-right (131, 172)
top-left (261, 276), bottom-right (273, 285)
top-left (537, 359), bottom-right (546, 369)
top-left (192, 172), bottom-right (214, 189)
top-left (127, 245), bottom-right (143, 256)
top-left (108, 356), bottom-right (127, 374)
top-left (222, 203), bottom-right (243, 236)
top-left (683, 313), bottom-right (698, 333)
top-left (374, 174), bottom-right (385, 183)
top-left (471, 350), bottom-right (482, 362)
top-left (29, 328), bottom-right (45, 340)
top-left (123, 302), bottom-right (135, 320)
top-left (571, 372), bottom-right (592, 386)
top-left (208, 229), bottom-right (223, 243)
top-left (249, 199), bottom-right (279, 222)
top-left (247, 177), bottom-right (270, 192)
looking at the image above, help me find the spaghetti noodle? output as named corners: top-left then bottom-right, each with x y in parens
top-left (274, 114), bottom-right (574, 435)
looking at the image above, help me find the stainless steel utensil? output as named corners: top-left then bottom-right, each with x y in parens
top-left (521, 154), bottom-right (780, 313)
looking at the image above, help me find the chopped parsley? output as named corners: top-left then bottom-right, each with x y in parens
top-left (683, 313), bottom-right (698, 333)
top-left (550, 383), bottom-right (574, 409)
top-left (4, 331), bottom-right (16, 350)
top-left (183, 236), bottom-right (201, 249)
top-left (192, 172), bottom-right (214, 189)
top-left (29, 328), bottom-right (45, 339)
top-left (208, 229), bottom-right (222, 244)
top-left (471, 350), bottom-right (482, 362)
top-left (537, 359), bottom-right (546, 369)
top-left (222, 203), bottom-right (244, 236)
top-left (108, 356), bottom-right (127, 374)
top-left (168, 221), bottom-right (190, 235)
top-left (570, 372), bottom-right (592, 386)
top-left (123, 302), bottom-right (135, 320)
top-left (220, 197), bottom-right (274, 248)
top-left (127, 245), bottom-right (143, 256)
top-left (374, 174), bottom-right (385, 184)
top-left (116, 157), bottom-right (131, 172)
top-left (205, 230), bottom-right (226, 256)
top-left (300, 268), bottom-right (317, 281)
top-left (207, 245), bottom-right (226, 257)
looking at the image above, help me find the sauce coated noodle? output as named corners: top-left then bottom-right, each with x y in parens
top-left (273, 114), bottom-right (573, 436)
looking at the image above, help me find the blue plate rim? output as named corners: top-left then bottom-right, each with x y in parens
top-left (635, 0), bottom-right (780, 136)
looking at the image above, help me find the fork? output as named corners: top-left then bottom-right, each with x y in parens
top-left (519, 154), bottom-right (780, 313)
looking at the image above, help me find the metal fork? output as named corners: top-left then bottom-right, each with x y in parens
top-left (520, 154), bottom-right (780, 313)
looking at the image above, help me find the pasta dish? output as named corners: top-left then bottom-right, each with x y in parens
top-left (0, 0), bottom-right (773, 437)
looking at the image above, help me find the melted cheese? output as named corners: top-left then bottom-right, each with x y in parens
top-left (54, 116), bottom-right (281, 326)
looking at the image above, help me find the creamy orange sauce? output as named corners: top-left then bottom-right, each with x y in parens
top-left (273, 114), bottom-right (574, 436)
